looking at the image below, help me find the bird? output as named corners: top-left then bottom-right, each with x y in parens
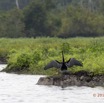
top-left (44, 51), bottom-right (83, 74)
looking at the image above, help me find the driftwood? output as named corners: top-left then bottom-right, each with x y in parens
top-left (37, 70), bottom-right (104, 88)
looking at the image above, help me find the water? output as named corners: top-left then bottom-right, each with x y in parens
top-left (0, 65), bottom-right (104, 103)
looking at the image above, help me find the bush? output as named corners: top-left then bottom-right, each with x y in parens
top-left (2, 37), bottom-right (104, 75)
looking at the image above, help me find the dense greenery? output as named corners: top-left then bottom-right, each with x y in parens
top-left (0, 0), bottom-right (104, 37)
top-left (0, 1), bottom-right (104, 76)
top-left (1, 37), bottom-right (104, 75)
top-left (0, 9), bottom-right (24, 38)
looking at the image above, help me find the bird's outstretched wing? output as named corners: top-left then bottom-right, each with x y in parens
top-left (44, 60), bottom-right (62, 70)
top-left (66, 58), bottom-right (83, 68)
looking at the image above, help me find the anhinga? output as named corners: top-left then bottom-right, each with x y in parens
top-left (44, 51), bottom-right (83, 73)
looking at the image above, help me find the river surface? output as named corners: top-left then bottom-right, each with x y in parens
top-left (0, 65), bottom-right (104, 103)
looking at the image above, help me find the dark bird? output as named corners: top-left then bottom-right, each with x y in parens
top-left (44, 51), bottom-right (83, 73)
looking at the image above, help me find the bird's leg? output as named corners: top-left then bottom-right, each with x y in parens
top-left (60, 77), bottom-right (64, 88)
top-left (60, 73), bottom-right (66, 88)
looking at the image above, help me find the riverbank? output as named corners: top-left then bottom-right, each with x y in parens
top-left (37, 70), bottom-right (104, 87)
top-left (0, 37), bottom-right (104, 75)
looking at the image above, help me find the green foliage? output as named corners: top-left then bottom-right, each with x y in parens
top-left (0, 0), bottom-right (104, 38)
top-left (58, 5), bottom-right (104, 37)
top-left (0, 9), bottom-right (25, 37)
top-left (0, 37), bottom-right (104, 75)
top-left (23, 0), bottom-right (46, 36)
top-left (23, 0), bottom-right (58, 37)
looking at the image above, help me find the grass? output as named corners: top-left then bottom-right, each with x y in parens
top-left (0, 37), bottom-right (104, 75)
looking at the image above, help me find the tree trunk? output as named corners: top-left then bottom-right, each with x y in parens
top-left (15, 0), bottom-right (20, 9)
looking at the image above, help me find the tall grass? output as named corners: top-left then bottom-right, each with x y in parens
top-left (0, 37), bottom-right (104, 75)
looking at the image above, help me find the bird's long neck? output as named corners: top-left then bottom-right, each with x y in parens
top-left (62, 51), bottom-right (65, 63)
top-left (61, 51), bottom-right (67, 71)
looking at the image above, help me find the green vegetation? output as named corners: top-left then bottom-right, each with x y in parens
top-left (1, 37), bottom-right (104, 75)
top-left (0, 1), bottom-right (104, 75)
top-left (0, 0), bottom-right (104, 38)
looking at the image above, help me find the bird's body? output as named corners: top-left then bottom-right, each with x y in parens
top-left (44, 51), bottom-right (83, 73)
